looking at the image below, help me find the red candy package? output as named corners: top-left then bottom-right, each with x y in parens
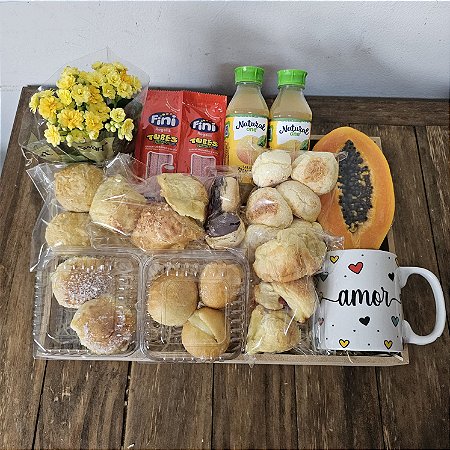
top-left (136, 90), bottom-right (227, 177)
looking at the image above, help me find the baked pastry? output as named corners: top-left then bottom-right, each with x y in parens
top-left (70, 295), bottom-right (136, 354)
top-left (291, 151), bottom-right (338, 195)
top-left (52, 256), bottom-right (114, 308)
top-left (208, 176), bottom-right (240, 214)
top-left (252, 150), bottom-right (292, 187)
top-left (246, 187), bottom-right (293, 228)
top-left (55, 163), bottom-right (104, 212)
top-left (205, 213), bottom-right (245, 249)
top-left (45, 212), bottom-right (91, 248)
top-left (271, 277), bottom-right (317, 323)
top-left (246, 305), bottom-right (300, 354)
top-left (242, 224), bottom-right (280, 263)
top-left (289, 218), bottom-right (323, 233)
top-left (253, 229), bottom-right (326, 282)
top-left (182, 307), bottom-right (230, 358)
top-left (89, 175), bottom-right (147, 235)
top-left (147, 272), bottom-right (198, 326)
top-left (199, 262), bottom-right (243, 309)
top-left (254, 282), bottom-right (282, 310)
top-left (157, 173), bottom-right (208, 222)
top-left (276, 180), bottom-right (321, 222)
top-left (130, 203), bottom-right (204, 251)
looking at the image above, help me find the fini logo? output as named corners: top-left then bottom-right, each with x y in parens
top-left (190, 118), bottom-right (218, 133)
top-left (149, 112), bottom-right (179, 127)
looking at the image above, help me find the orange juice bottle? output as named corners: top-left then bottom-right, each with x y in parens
top-left (269, 70), bottom-right (312, 158)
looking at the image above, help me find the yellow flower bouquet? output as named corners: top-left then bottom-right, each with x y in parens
top-left (20, 50), bottom-right (149, 164)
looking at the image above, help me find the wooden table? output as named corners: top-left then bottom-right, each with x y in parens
top-left (0, 89), bottom-right (448, 449)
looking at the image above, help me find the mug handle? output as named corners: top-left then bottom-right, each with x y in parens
top-left (398, 267), bottom-right (446, 345)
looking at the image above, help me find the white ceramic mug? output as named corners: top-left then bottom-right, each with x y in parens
top-left (313, 250), bottom-right (446, 352)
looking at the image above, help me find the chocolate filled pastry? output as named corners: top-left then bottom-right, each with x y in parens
top-left (147, 272), bottom-right (198, 326)
top-left (51, 256), bottom-right (114, 308)
top-left (130, 202), bottom-right (204, 251)
top-left (181, 307), bottom-right (230, 358)
top-left (157, 173), bottom-right (208, 222)
top-left (246, 305), bottom-right (300, 354)
top-left (207, 176), bottom-right (241, 214)
top-left (45, 212), bottom-right (91, 248)
top-left (55, 163), bottom-right (104, 212)
top-left (199, 262), bottom-right (243, 309)
top-left (205, 212), bottom-right (245, 249)
top-left (70, 295), bottom-right (136, 355)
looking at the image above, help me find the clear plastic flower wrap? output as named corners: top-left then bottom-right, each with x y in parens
top-left (19, 48), bottom-right (149, 166)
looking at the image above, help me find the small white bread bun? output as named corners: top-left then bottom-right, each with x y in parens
top-left (254, 282), bottom-right (282, 310)
top-left (55, 163), bottom-right (104, 212)
top-left (89, 175), bottom-right (147, 235)
top-left (70, 295), bottom-right (136, 355)
top-left (246, 187), bottom-right (293, 228)
top-left (291, 151), bottom-right (338, 195)
top-left (147, 272), bottom-right (198, 326)
top-left (276, 180), bottom-right (321, 222)
top-left (288, 218), bottom-right (323, 233)
top-left (271, 277), bottom-right (317, 323)
top-left (246, 305), bottom-right (300, 354)
top-left (242, 224), bottom-right (280, 263)
top-left (199, 262), bottom-right (243, 309)
top-left (51, 256), bottom-right (113, 308)
top-left (252, 150), bottom-right (292, 187)
top-left (45, 212), bottom-right (91, 248)
top-left (181, 307), bottom-right (230, 358)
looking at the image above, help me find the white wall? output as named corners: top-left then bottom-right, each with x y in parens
top-left (1, 1), bottom-right (449, 171)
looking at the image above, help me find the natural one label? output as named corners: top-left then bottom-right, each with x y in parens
top-left (269, 119), bottom-right (311, 152)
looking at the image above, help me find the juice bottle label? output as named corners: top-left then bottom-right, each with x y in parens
top-left (224, 114), bottom-right (268, 177)
top-left (268, 118), bottom-right (311, 151)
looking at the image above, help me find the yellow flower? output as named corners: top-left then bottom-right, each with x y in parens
top-left (92, 61), bottom-right (104, 70)
top-left (110, 108), bottom-right (126, 123)
top-left (61, 66), bottom-right (80, 77)
top-left (56, 74), bottom-right (76, 90)
top-left (84, 111), bottom-right (103, 133)
top-left (119, 118), bottom-right (134, 141)
top-left (57, 108), bottom-right (84, 130)
top-left (87, 85), bottom-right (102, 104)
top-left (130, 76), bottom-right (142, 92)
top-left (107, 69), bottom-right (121, 87)
top-left (87, 71), bottom-right (104, 88)
top-left (120, 72), bottom-right (132, 84)
top-left (66, 129), bottom-right (86, 147)
top-left (113, 62), bottom-right (126, 71)
top-left (88, 101), bottom-right (111, 121)
top-left (44, 124), bottom-right (62, 146)
top-left (56, 89), bottom-right (73, 106)
top-left (38, 89), bottom-right (54, 98)
top-left (117, 82), bottom-right (133, 99)
top-left (38, 96), bottom-right (63, 121)
top-left (102, 83), bottom-right (116, 99)
top-left (88, 130), bottom-right (100, 140)
top-left (29, 94), bottom-right (40, 113)
top-left (71, 84), bottom-right (90, 105)
top-left (99, 64), bottom-right (115, 76)
top-left (78, 71), bottom-right (90, 83)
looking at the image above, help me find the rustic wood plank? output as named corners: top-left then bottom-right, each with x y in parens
top-left (416, 126), bottom-right (450, 322)
top-left (352, 123), bottom-right (449, 449)
top-left (0, 87), bottom-right (47, 449)
top-left (34, 361), bottom-right (129, 450)
top-left (123, 363), bottom-right (213, 449)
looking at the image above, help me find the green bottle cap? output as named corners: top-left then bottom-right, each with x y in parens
top-left (235, 66), bottom-right (265, 85)
top-left (278, 69), bottom-right (308, 88)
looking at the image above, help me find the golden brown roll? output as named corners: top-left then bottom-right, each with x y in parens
top-left (288, 218), bottom-right (323, 233)
top-left (199, 262), bottom-right (243, 309)
top-left (89, 175), bottom-right (147, 235)
top-left (242, 224), bottom-right (280, 263)
top-left (51, 256), bottom-right (113, 308)
top-left (251, 150), bottom-right (292, 187)
top-left (147, 272), bottom-right (198, 326)
top-left (181, 307), bottom-right (230, 358)
top-left (157, 173), bottom-right (209, 222)
top-left (246, 305), bottom-right (300, 354)
top-left (130, 203), bottom-right (205, 251)
top-left (70, 295), bottom-right (136, 354)
top-left (55, 163), bottom-right (104, 212)
top-left (254, 282), bottom-right (282, 310)
top-left (45, 212), bottom-right (91, 248)
top-left (271, 277), bottom-right (317, 323)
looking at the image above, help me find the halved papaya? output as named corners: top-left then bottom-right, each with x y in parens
top-left (313, 127), bottom-right (395, 249)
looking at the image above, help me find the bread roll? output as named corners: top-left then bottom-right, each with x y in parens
top-left (157, 173), bottom-right (208, 222)
top-left (205, 214), bottom-right (245, 249)
top-left (291, 152), bottom-right (338, 195)
top-left (130, 203), bottom-right (204, 251)
top-left (289, 218), bottom-right (323, 233)
top-left (45, 212), bottom-right (91, 248)
top-left (147, 272), bottom-right (198, 326)
top-left (55, 163), bottom-right (104, 212)
top-left (246, 187), bottom-right (293, 228)
top-left (208, 176), bottom-right (240, 214)
top-left (52, 256), bottom-right (113, 308)
top-left (242, 224), bottom-right (280, 263)
top-left (70, 295), bottom-right (136, 354)
top-left (199, 262), bottom-right (243, 309)
top-left (246, 305), bottom-right (300, 354)
top-left (271, 277), bottom-right (317, 323)
top-left (89, 175), bottom-right (147, 235)
top-left (254, 282), bottom-right (282, 310)
top-left (276, 180), bottom-right (321, 222)
top-left (182, 308), bottom-right (230, 358)
top-left (252, 150), bottom-right (292, 187)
